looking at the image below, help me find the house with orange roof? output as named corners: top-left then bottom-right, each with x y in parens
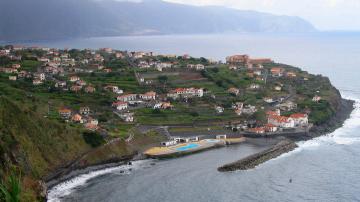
top-left (71, 114), bottom-right (83, 123)
top-left (290, 113), bottom-right (309, 127)
top-left (58, 108), bottom-right (72, 119)
top-left (268, 115), bottom-right (295, 128)
top-left (265, 124), bottom-right (278, 132)
top-left (266, 109), bottom-right (281, 116)
top-left (112, 101), bottom-right (128, 111)
top-left (271, 67), bottom-right (285, 77)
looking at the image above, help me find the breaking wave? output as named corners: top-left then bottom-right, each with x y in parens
top-left (47, 160), bottom-right (152, 202)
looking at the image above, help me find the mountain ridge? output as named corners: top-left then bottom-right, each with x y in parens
top-left (0, 0), bottom-right (316, 42)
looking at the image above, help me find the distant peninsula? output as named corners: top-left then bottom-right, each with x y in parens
top-left (0, 0), bottom-right (316, 41)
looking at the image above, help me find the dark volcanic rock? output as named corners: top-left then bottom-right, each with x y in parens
top-left (218, 140), bottom-right (298, 172)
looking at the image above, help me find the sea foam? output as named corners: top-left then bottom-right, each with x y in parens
top-left (47, 160), bottom-right (152, 202)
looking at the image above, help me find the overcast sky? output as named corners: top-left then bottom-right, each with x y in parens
top-left (163, 0), bottom-right (360, 30)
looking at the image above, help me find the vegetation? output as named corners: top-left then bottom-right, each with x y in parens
top-left (0, 171), bottom-right (21, 202)
top-left (82, 131), bottom-right (105, 148)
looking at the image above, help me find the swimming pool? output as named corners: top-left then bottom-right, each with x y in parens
top-left (175, 143), bottom-right (200, 151)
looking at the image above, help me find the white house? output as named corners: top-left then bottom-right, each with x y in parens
top-left (268, 115), bottom-right (295, 128)
top-left (290, 113), bottom-right (309, 127)
top-left (139, 91), bottom-right (156, 101)
top-left (112, 101), bottom-right (128, 111)
top-left (117, 94), bottom-right (137, 102)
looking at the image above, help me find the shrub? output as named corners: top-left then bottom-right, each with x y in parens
top-left (82, 131), bottom-right (105, 148)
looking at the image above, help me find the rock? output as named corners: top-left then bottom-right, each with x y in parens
top-left (218, 140), bottom-right (298, 172)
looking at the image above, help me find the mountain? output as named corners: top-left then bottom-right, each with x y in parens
top-left (0, 0), bottom-right (316, 41)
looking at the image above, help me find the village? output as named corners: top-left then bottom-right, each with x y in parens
top-left (0, 45), bottom-right (329, 154)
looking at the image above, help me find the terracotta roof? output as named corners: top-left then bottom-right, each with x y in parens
top-left (58, 108), bottom-right (71, 113)
top-left (290, 113), bottom-right (307, 119)
top-left (269, 115), bottom-right (291, 123)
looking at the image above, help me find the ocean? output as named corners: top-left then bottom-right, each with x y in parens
top-left (25, 33), bottom-right (360, 202)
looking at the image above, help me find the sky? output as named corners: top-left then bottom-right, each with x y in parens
top-left (163, 0), bottom-right (360, 31)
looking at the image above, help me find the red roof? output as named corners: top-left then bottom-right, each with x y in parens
top-left (290, 113), bottom-right (307, 119)
top-left (112, 101), bottom-right (127, 106)
top-left (269, 115), bottom-right (291, 123)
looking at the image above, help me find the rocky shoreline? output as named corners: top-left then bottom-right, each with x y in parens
top-left (217, 98), bottom-right (355, 172)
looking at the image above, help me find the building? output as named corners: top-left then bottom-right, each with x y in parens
top-left (312, 95), bottom-right (322, 102)
top-left (69, 76), bottom-right (80, 82)
top-left (290, 113), bottom-right (309, 127)
top-left (120, 112), bottom-right (134, 122)
top-left (58, 108), bottom-right (72, 119)
top-left (249, 127), bottom-right (266, 134)
top-left (70, 85), bottom-right (82, 92)
top-left (242, 105), bottom-right (257, 115)
top-left (274, 86), bottom-right (282, 91)
top-left (161, 140), bottom-right (178, 147)
top-left (167, 88), bottom-right (204, 99)
top-left (228, 87), bottom-right (240, 96)
top-left (112, 101), bottom-right (128, 111)
top-left (271, 68), bottom-right (285, 77)
top-left (80, 107), bottom-right (90, 115)
top-left (268, 115), bottom-right (295, 128)
top-left (32, 79), bottom-right (43, 85)
top-left (265, 124), bottom-right (278, 132)
top-left (8, 76), bottom-right (17, 81)
top-left (55, 81), bottom-right (67, 88)
top-left (84, 86), bottom-right (96, 93)
top-left (263, 97), bottom-right (274, 103)
top-left (33, 73), bottom-right (45, 81)
top-left (153, 102), bottom-right (173, 109)
top-left (226, 55), bottom-right (249, 65)
top-left (215, 106), bottom-right (224, 113)
top-left (286, 72), bottom-right (297, 77)
top-left (266, 109), bottom-right (281, 116)
top-left (117, 94), bottom-right (137, 102)
top-left (71, 114), bottom-right (83, 123)
top-left (249, 84), bottom-right (261, 90)
top-left (187, 64), bottom-right (205, 70)
top-left (139, 91), bottom-right (156, 101)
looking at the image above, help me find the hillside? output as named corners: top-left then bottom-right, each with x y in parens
top-left (0, 93), bottom-right (91, 200)
top-left (0, 0), bottom-right (316, 41)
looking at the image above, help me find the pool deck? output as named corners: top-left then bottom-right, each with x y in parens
top-left (144, 137), bottom-right (246, 158)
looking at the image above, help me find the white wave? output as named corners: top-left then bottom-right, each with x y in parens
top-left (47, 160), bottom-right (152, 202)
top-left (265, 96), bottom-right (360, 163)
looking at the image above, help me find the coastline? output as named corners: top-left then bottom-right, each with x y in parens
top-left (217, 98), bottom-right (355, 172)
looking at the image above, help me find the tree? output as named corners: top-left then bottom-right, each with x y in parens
top-left (158, 75), bottom-right (168, 84)
top-left (82, 131), bottom-right (105, 147)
